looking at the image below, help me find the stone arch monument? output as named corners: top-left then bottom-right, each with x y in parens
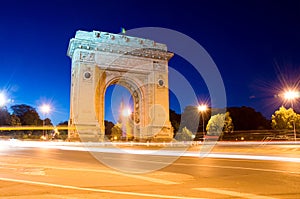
top-left (67, 30), bottom-right (173, 141)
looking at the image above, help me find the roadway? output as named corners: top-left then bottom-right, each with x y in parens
top-left (0, 141), bottom-right (299, 198)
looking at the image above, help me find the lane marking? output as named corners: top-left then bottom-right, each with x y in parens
top-left (21, 168), bottom-right (46, 176)
top-left (0, 177), bottom-right (206, 199)
top-left (0, 162), bottom-right (178, 185)
top-left (174, 162), bottom-right (300, 175)
top-left (203, 153), bottom-right (300, 163)
top-left (193, 188), bottom-right (278, 199)
top-left (102, 156), bottom-right (300, 175)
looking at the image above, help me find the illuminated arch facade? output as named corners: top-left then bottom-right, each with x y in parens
top-left (67, 30), bottom-right (173, 141)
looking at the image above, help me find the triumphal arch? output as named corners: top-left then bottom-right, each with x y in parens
top-left (67, 30), bottom-right (174, 141)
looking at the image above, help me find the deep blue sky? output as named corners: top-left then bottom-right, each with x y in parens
top-left (0, 0), bottom-right (299, 124)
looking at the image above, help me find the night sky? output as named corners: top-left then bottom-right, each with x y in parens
top-left (0, 0), bottom-right (299, 124)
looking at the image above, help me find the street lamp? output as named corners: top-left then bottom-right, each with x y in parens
top-left (198, 104), bottom-right (207, 140)
top-left (0, 92), bottom-right (7, 107)
top-left (122, 108), bottom-right (132, 117)
top-left (40, 104), bottom-right (51, 137)
top-left (284, 90), bottom-right (300, 101)
top-left (121, 107), bottom-right (132, 141)
top-left (283, 89), bottom-right (300, 142)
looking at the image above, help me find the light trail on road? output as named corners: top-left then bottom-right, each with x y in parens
top-left (4, 140), bottom-right (300, 163)
top-left (193, 188), bottom-right (278, 199)
top-left (0, 142), bottom-right (299, 198)
top-left (0, 177), bottom-right (206, 199)
top-left (0, 126), bottom-right (71, 131)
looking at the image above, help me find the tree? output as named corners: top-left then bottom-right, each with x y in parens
top-left (0, 107), bottom-right (11, 126)
top-left (169, 109), bottom-right (181, 135)
top-left (11, 104), bottom-right (41, 126)
top-left (10, 114), bottom-right (21, 126)
top-left (272, 106), bottom-right (299, 130)
top-left (105, 120), bottom-right (114, 139)
top-left (175, 126), bottom-right (194, 141)
top-left (179, 106), bottom-right (200, 133)
top-left (44, 118), bottom-right (53, 126)
top-left (297, 114), bottom-right (300, 129)
top-left (111, 123), bottom-right (122, 141)
top-left (227, 106), bottom-right (271, 130)
top-left (56, 121), bottom-right (68, 139)
top-left (206, 112), bottom-right (233, 136)
top-left (41, 118), bottom-right (53, 137)
top-left (223, 112), bottom-right (234, 133)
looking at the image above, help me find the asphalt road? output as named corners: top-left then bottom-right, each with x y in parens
top-left (0, 141), bottom-right (299, 198)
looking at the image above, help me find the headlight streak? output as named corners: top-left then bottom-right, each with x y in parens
top-left (2, 140), bottom-right (300, 163)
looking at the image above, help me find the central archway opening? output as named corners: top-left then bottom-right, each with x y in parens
top-left (104, 84), bottom-right (134, 141)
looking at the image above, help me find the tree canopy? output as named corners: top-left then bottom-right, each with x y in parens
top-left (111, 123), bottom-right (122, 141)
top-left (175, 126), bottom-right (194, 141)
top-left (0, 107), bottom-right (11, 126)
top-left (227, 106), bottom-right (271, 130)
top-left (105, 120), bottom-right (114, 138)
top-left (179, 106), bottom-right (211, 133)
top-left (272, 106), bottom-right (300, 130)
top-left (169, 109), bottom-right (181, 134)
top-left (206, 112), bottom-right (233, 136)
top-left (11, 104), bottom-right (42, 126)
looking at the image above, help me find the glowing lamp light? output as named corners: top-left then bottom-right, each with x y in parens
top-left (198, 104), bottom-right (207, 112)
top-left (198, 103), bottom-right (208, 134)
top-left (284, 90), bottom-right (300, 100)
top-left (40, 104), bottom-right (51, 114)
top-left (281, 89), bottom-right (299, 142)
top-left (122, 108), bottom-right (131, 117)
top-left (0, 93), bottom-right (7, 107)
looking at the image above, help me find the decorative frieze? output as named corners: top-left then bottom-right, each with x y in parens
top-left (68, 30), bottom-right (173, 61)
top-left (80, 51), bottom-right (95, 62)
